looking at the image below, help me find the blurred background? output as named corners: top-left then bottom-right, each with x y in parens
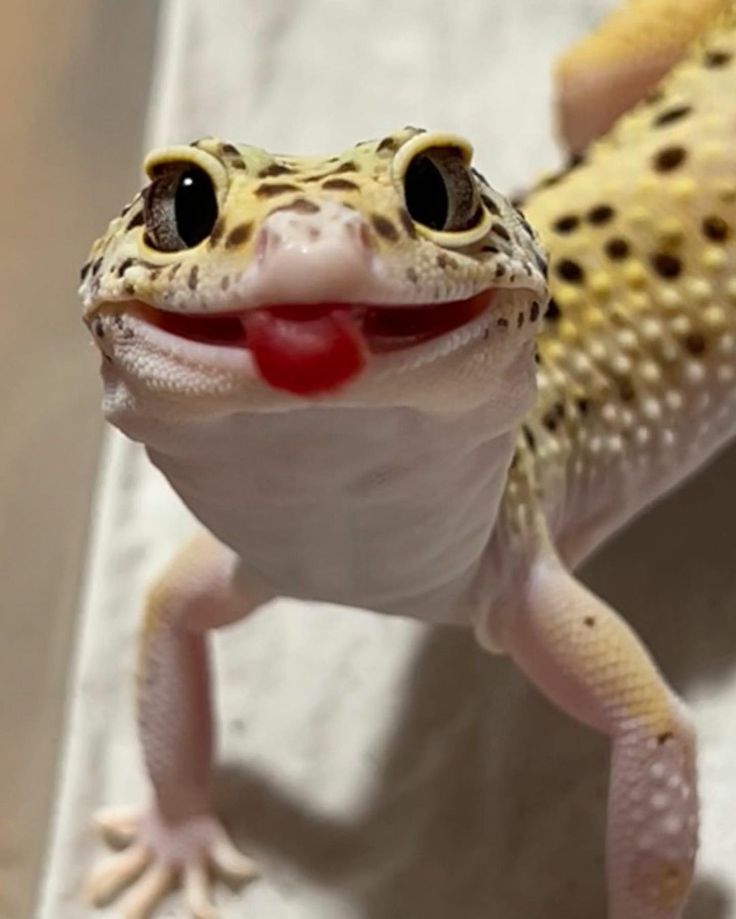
top-left (1, 4), bottom-right (157, 915)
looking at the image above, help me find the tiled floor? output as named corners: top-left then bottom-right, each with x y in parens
top-left (1, 3), bottom-right (156, 914)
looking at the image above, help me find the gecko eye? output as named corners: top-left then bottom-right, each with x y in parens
top-left (403, 148), bottom-right (481, 233)
top-left (143, 164), bottom-right (218, 251)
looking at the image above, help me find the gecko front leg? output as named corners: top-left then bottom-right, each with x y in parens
top-left (86, 531), bottom-right (272, 918)
top-left (481, 544), bottom-right (698, 918)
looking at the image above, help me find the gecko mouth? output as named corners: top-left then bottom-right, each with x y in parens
top-left (128, 291), bottom-right (495, 395)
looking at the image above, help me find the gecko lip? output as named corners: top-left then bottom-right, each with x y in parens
top-left (93, 289), bottom-right (506, 396)
top-left (130, 291), bottom-right (496, 355)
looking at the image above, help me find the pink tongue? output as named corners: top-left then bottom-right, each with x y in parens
top-left (242, 305), bottom-right (367, 395)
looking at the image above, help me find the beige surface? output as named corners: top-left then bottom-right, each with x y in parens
top-left (37, 2), bottom-right (736, 919)
top-left (0, 4), bottom-right (156, 916)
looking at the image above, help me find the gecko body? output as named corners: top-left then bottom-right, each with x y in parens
top-left (77, 5), bottom-right (736, 918)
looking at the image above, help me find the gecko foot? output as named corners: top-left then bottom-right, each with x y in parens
top-left (86, 805), bottom-right (258, 918)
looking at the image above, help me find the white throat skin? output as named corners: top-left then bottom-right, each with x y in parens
top-left (134, 380), bottom-right (532, 625)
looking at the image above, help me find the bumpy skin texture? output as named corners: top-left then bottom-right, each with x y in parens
top-left (79, 7), bottom-right (736, 917)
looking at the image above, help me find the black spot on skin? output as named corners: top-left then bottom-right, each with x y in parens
top-left (270, 198), bottom-right (321, 216)
top-left (702, 215), bottom-right (731, 242)
top-left (92, 316), bottom-right (104, 338)
top-left (653, 146), bottom-right (687, 172)
top-left (617, 377), bottom-right (635, 401)
top-left (543, 402), bottom-right (565, 431)
top-left (495, 264), bottom-right (505, 279)
top-left (651, 252), bottom-right (682, 279)
top-left (225, 222), bottom-right (254, 247)
top-left (116, 257), bottom-right (135, 277)
top-left (398, 208), bottom-right (417, 239)
top-left (220, 142), bottom-right (241, 157)
top-left (653, 104), bottom-right (692, 127)
top-left (545, 298), bottom-right (561, 321)
top-left (123, 282), bottom-right (136, 296)
top-left (126, 211), bottom-right (145, 231)
top-left (168, 263), bottom-right (181, 279)
top-left (553, 214), bottom-right (579, 234)
top-left (371, 214), bottom-right (399, 242)
top-left (657, 731), bottom-right (675, 745)
top-left (188, 265), bottom-right (199, 291)
top-left (482, 245), bottom-right (499, 254)
top-left (254, 182), bottom-right (302, 198)
top-left (229, 157), bottom-right (247, 170)
top-left (684, 332), bottom-right (706, 355)
top-left (377, 136), bottom-right (399, 154)
top-left (91, 258), bottom-right (103, 276)
top-left (584, 616), bottom-right (596, 628)
top-left (79, 261), bottom-right (92, 282)
top-left (605, 237), bottom-right (630, 261)
top-left (530, 301), bottom-right (540, 322)
top-left (497, 317), bottom-right (508, 328)
top-left (481, 193), bottom-right (501, 216)
top-left (436, 253), bottom-right (457, 270)
top-left (321, 178), bottom-right (360, 192)
top-left (588, 204), bottom-right (615, 225)
top-left (556, 259), bottom-right (585, 284)
top-left (517, 312), bottom-right (525, 329)
top-left (539, 171), bottom-right (563, 190)
top-left (522, 425), bottom-right (536, 451)
top-left (534, 253), bottom-right (549, 279)
top-left (492, 222), bottom-right (511, 242)
top-left (334, 161), bottom-right (359, 174)
top-left (208, 216), bottom-right (226, 247)
top-left (516, 209), bottom-right (534, 237)
top-left (258, 163), bottom-right (293, 178)
top-left (576, 398), bottom-right (590, 415)
top-left (406, 267), bottom-right (419, 283)
top-left (704, 49), bottom-right (732, 68)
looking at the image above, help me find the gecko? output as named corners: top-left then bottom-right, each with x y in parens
top-left (77, 2), bottom-right (736, 917)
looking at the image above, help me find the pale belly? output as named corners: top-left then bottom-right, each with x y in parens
top-left (143, 403), bottom-right (517, 624)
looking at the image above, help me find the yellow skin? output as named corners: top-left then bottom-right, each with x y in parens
top-left (555, 0), bottom-right (731, 152)
top-left (79, 4), bottom-right (736, 919)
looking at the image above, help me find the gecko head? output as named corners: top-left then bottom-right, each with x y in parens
top-left (81, 128), bottom-right (547, 427)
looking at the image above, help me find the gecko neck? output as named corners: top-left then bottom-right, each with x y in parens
top-left (136, 398), bottom-right (523, 625)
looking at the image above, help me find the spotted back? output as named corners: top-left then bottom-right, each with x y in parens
top-left (509, 5), bottom-right (736, 556)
